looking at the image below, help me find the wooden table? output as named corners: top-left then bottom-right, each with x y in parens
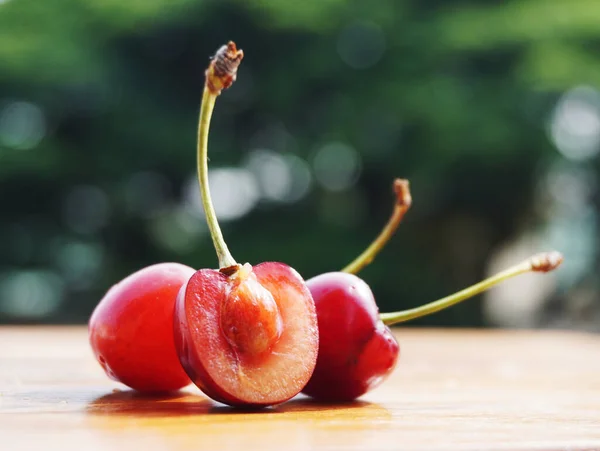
top-left (1, 327), bottom-right (599, 451)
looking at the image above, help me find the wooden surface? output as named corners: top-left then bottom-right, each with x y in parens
top-left (1, 327), bottom-right (599, 451)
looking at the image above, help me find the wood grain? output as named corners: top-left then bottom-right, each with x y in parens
top-left (1, 326), bottom-right (599, 451)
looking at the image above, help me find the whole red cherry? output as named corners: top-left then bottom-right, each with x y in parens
top-left (301, 180), bottom-right (563, 402)
top-left (299, 180), bottom-right (412, 401)
top-left (303, 272), bottom-right (399, 401)
top-left (303, 251), bottom-right (564, 402)
top-left (89, 262), bottom-right (194, 392)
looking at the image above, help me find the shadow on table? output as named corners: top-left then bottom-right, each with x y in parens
top-left (86, 390), bottom-right (213, 417)
top-left (86, 390), bottom-right (383, 418)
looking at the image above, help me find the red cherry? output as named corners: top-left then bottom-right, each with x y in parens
top-left (173, 42), bottom-right (319, 407)
top-left (298, 179), bottom-right (411, 401)
top-left (89, 262), bottom-right (194, 392)
top-left (174, 262), bottom-right (318, 406)
top-left (302, 272), bottom-right (399, 401)
top-left (300, 180), bottom-right (564, 402)
top-left (303, 252), bottom-right (564, 402)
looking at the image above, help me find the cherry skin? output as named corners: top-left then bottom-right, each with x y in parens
top-left (89, 262), bottom-right (194, 392)
top-left (302, 272), bottom-right (399, 402)
top-left (174, 262), bottom-right (319, 407)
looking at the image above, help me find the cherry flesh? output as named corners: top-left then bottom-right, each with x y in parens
top-left (302, 272), bottom-right (399, 401)
top-left (175, 262), bottom-right (318, 406)
top-left (89, 262), bottom-right (194, 392)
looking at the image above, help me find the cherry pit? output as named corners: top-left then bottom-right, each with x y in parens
top-left (88, 41), bottom-right (564, 407)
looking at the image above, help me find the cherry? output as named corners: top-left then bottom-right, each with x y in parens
top-left (89, 262), bottom-right (194, 392)
top-left (173, 42), bottom-right (319, 408)
top-left (304, 251), bottom-right (564, 401)
top-left (302, 179), bottom-right (410, 401)
top-left (302, 183), bottom-right (564, 401)
top-left (303, 271), bottom-right (399, 401)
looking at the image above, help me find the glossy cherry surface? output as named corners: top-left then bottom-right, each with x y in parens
top-left (89, 262), bottom-right (194, 392)
top-left (302, 272), bottom-right (399, 402)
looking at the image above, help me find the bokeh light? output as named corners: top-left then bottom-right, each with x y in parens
top-left (0, 270), bottom-right (64, 319)
top-left (0, 101), bottom-right (46, 150)
top-left (122, 171), bottom-right (173, 219)
top-left (183, 169), bottom-right (260, 222)
top-left (483, 238), bottom-right (558, 328)
top-left (541, 162), bottom-right (597, 290)
top-left (337, 21), bottom-right (386, 70)
top-left (61, 185), bottom-right (111, 235)
top-left (312, 142), bottom-right (362, 192)
top-left (549, 85), bottom-right (600, 161)
top-left (244, 149), bottom-right (312, 204)
top-left (54, 240), bottom-right (105, 291)
top-left (148, 205), bottom-right (207, 254)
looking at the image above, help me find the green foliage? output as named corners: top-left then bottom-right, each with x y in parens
top-left (0, 0), bottom-right (595, 325)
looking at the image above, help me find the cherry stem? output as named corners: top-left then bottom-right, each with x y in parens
top-left (197, 42), bottom-right (244, 269)
top-left (380, 251), bottom-right (564, 326)
top-left (342, 179), bottom-right (412, 274)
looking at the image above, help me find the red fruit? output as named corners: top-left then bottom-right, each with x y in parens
top-left (89, 262), bottom-right (194, 392)
top-left (294, 178), bottom-right (408, 402)
top-left (301, 172), bottom-right (563, 403)
top-left (174, 262), bottom-right (318, 407)
top-left (301, 252), bottom-right (565, 402)
top-left (173, 42), bottom-right (319, 407)
top-left (302, 272), bottom-right (399, 402)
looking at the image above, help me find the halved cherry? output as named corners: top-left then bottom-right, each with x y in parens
top-left (173, 42), bottom-right (318, 407)
top-left (175, 262), bottom-right (317, 406)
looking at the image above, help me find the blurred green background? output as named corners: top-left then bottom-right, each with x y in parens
top-left (0, 0), bottom-right (597, 329)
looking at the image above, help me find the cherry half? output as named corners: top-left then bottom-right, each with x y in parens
top-left (173, 42), bottom-right (319, 408)
top-left (89, 262), bottom-right (194, 392)
top-left (302, 181), bottom-right (564, 401)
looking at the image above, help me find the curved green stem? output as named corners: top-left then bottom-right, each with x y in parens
top-left (197, 87), bottom-right (236, 268)
top-left (196, 41), bottom-right (244, 270)
top-left (380, 251), bottom-right (564, 326)
top-left (342, 179), bottom-right (412, 274)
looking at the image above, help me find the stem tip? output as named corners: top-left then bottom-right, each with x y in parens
top-left (393, 179), bottom-right (412, 209)
top-left (206, 41), bottom-right (244, 95)
top-left (530, 251), bottom-right (564, 273)
top-left (341, 177), bottom-right (412, 274)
